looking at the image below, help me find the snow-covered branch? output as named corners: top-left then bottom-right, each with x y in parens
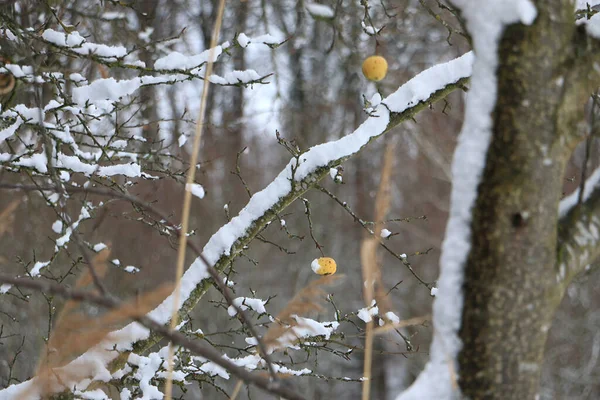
top-left (0, 274), bottom-right (307, 400)
top-left (396, 2), bottom-right (536, 399)
top-left (558, 167), bottom-right (600, 282)
top-left (0, 51), bottom-right (473, 398)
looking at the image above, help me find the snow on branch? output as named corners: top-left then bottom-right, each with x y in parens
top-left (146, 49), bottom-right (473, 342)
top-left (557, 166), bottom-right (600, 282)
top-left (42, 29), bottom-right (128, 61)
top-left (0, 51), bottom-right (472, 398)
top-left (38, 28), bottom-right (278, 87)
top-left (396, 2), bottom-right (536, 399)
top-left (559, 166), bottom-right (600, 218)
top-left (0, 29), bottom-right (282, 190)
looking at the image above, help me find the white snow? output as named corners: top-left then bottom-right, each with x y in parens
top-left (55, 205), bottom-right (92, 250)
top-left (42, 29), bottom-right (127, 60)
top-left (3, 64), bottom-right (33, 79)
top-left (186, 183), bottom-right (206, 199)
top-left (237, 33), bottom-right (250, 48)
top-left (329, 167), bottom-right (342, 182)
top-left (119, 388), bottom-right (131, 400)
top-left (396, 2), bottom-right (537, 400)
top-left (382, 311), bottom-right (400, 325)
top-left (128, 352), bottom-right (163, 400)
top-left (290, 317), bottom-right (338, 340)
top-left (361, 21), bottom-right (378, 35)
top-left (227, 297), bottom-right (267, 316)
top-left (559, 163), bottom-right (600, 218)
top-left (200, 360), bottom-right (230, 379)
top-left (0, 120), bottom-right (22, 144)
top-left (93, 243), bottom-right (107, 252)
top-left (69, 73), bottom-right (87, 83)
top-left (311, 258), bottom-right (321, 273)
top-left (370, 93), bottom-right (382, 108)
top-left (0, 32), bottom-right (476, 399)
top-left (56, 154), bottom-right (142, 178)
top-left (272, 365), bottom-right (312, 376)
top-left (178, 133), bottom-right (188, 147)
top-left (72, 77), bottom-right (145, 105)
top-left (209, 69), bottom-right (262, 85)
top-left (52, 220), bottom-right (63, 233)
top-left (586, 13), bottom-right (600, 38)
top-left (29, 261), bottom-right (50, 277)
top-left (380, 228), bottom-right (392, 238)
top-left (14, 152), bottom-right (48, 173)
top-left (155, 47), bottom-right (224, 70)
top-left (73, 388), bottom-right (109, 399)
top-left (226, 354), bottom-right (262, 370)
top-left (357, 300), bottom-right (379, 323)
top-left (306, 3), bottom-right (335, 19)
top-left (384, 52), bottom-right (473, 114)
top-left (237, 33), bottom-right (281, 49)
top-left (275, 317), bottom-right (339, 350)
top-left (576, 0), bottom-right (600, 10)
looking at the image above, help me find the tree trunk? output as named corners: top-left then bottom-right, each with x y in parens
top-left (458, 1), bottom-right (599, 398)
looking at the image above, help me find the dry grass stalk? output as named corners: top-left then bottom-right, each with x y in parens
top-left (263, 275), bottom-right (341, 352)
top-left (370, 141), bottom-right (397, 315)
top-left (229, 380), bottom-right (244, 400)
top-left (361, 141), bottom-right (396, 400)
top-left (0, 198), bottom-right (20, 238)
top-left (360, 240), bottom-right (376, 400)
top-left (165, 0), bottom-right (227, 398)
top-left (28, 249), bottom-right (173, 398)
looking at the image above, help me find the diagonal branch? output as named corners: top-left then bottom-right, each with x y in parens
top-left (557, 167), bottom-right (600, 284)
top-left (0, 51), bottom-right (473, 398)
top-left (0, 181), bottom-right (278, 390)
top-left (0, 275), bottom-right (307, 400)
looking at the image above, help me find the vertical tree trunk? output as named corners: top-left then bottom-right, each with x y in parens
top-left (137, 0), bottom-right (160, 153)
top-left (458, 2), bottom-right (597, 398)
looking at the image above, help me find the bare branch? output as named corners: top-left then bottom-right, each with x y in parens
top-left (0, 274), bottom-right (307, 400)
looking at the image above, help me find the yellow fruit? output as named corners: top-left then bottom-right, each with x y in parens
top-left (311, 257), bottom-right (337, 275)
top-left (362, 55), bottom-right (388, 81)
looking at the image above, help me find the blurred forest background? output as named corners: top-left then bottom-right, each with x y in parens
top-left (0, 1), bottom-right (599, 399)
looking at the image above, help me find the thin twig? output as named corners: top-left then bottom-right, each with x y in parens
top-left (0, 182), bottom-right (279, 389)
top-left (0, 274), bottom-right (307, 400)
top-left (302, 198), bottom-right (325, 257)
top-left (30, 72), bottom-right (108, 297)
top-left (417, 0), bottom-right (468, 44)
top-left (316, 185), bottom-right (432, 289)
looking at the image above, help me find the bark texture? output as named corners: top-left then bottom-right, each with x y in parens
top-left (458, 2), bottom-right (600, 399)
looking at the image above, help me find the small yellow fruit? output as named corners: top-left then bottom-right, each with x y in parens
top-left (311, 257), bottom-right (337, 275)
top-left (362, 55), bottom-right (388, 81)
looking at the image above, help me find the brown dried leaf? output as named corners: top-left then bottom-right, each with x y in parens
top-left (98, 283), bottom-right (173, 327)
top-left (32, 283), bottom-right (173, 397)
top-left (76, 247), bottom-right (110, 288)
top-left (0, 199), bottom-right (21, 238)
